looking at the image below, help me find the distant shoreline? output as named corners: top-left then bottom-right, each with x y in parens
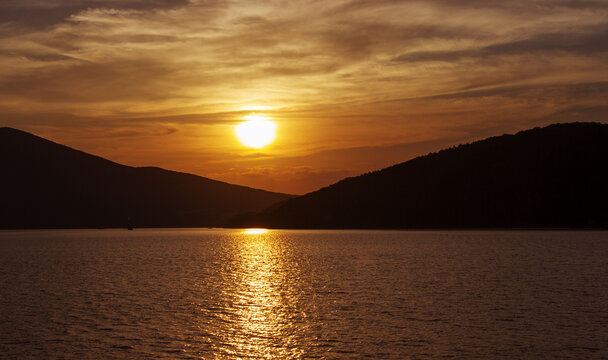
top-left (1, 227), bottom-right (606, 231)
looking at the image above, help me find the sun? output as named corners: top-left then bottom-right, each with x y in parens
top-left (235, 115), bottom-right (277, 148)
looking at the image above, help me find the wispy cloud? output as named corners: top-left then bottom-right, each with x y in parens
top-left (393, 26), bottom-right (608, 63)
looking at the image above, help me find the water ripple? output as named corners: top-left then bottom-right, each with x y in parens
top-left (0, 229), bottom-right (607, 358)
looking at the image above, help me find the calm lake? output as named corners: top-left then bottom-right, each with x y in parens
top-left (1, 229), bottom-right (607, 359)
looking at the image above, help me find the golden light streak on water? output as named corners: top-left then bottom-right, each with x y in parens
top-left (222, 229), bottom-right (306, 358)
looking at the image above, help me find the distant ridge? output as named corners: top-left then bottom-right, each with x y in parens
top-left (0, 127), bottom-right (293, 229)
top-left (238, 122), bottom-right (608, 229)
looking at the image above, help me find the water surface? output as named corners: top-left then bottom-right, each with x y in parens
top-left (1, 229), bottom-right (607, 359)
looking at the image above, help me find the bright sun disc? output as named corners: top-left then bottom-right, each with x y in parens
top-left (235, 116), bottom-right (276, 148)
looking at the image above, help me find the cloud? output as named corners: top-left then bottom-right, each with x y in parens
top-left (540, 105), bottom-right (608, 123)
top-left (416, 81), bottom-right (608, 102)
top-left (393, 26), bottom-right (608, 63)
top-left (0, 0), bottom-right (192, 30)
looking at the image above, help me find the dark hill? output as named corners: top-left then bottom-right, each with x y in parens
top-left (0, 127), bottom-right (293, 229)
top-left (241, 122), bottom-right (608, 229)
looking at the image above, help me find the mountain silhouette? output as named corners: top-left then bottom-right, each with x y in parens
top-left (238, 122), bottom-right (608, 229)
top-left (0, 127), bottom-right (293, 229)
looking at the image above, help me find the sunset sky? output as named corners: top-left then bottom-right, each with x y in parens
top-left (1, 0), bottom-right (606, 194)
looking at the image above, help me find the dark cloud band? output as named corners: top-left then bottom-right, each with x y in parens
top-left (0, 0), bottom-right (191, 29)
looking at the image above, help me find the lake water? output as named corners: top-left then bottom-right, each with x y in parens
top-left (1, 229), bottom-right (607, 359)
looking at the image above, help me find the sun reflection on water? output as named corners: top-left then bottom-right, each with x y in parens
top-left (212, 229), bottom-right (306, 358)
top-left (242, 228), bottom-right (269, 234)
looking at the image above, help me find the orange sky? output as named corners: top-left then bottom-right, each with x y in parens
top-left (1, 0), bottom-right (607, 194)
